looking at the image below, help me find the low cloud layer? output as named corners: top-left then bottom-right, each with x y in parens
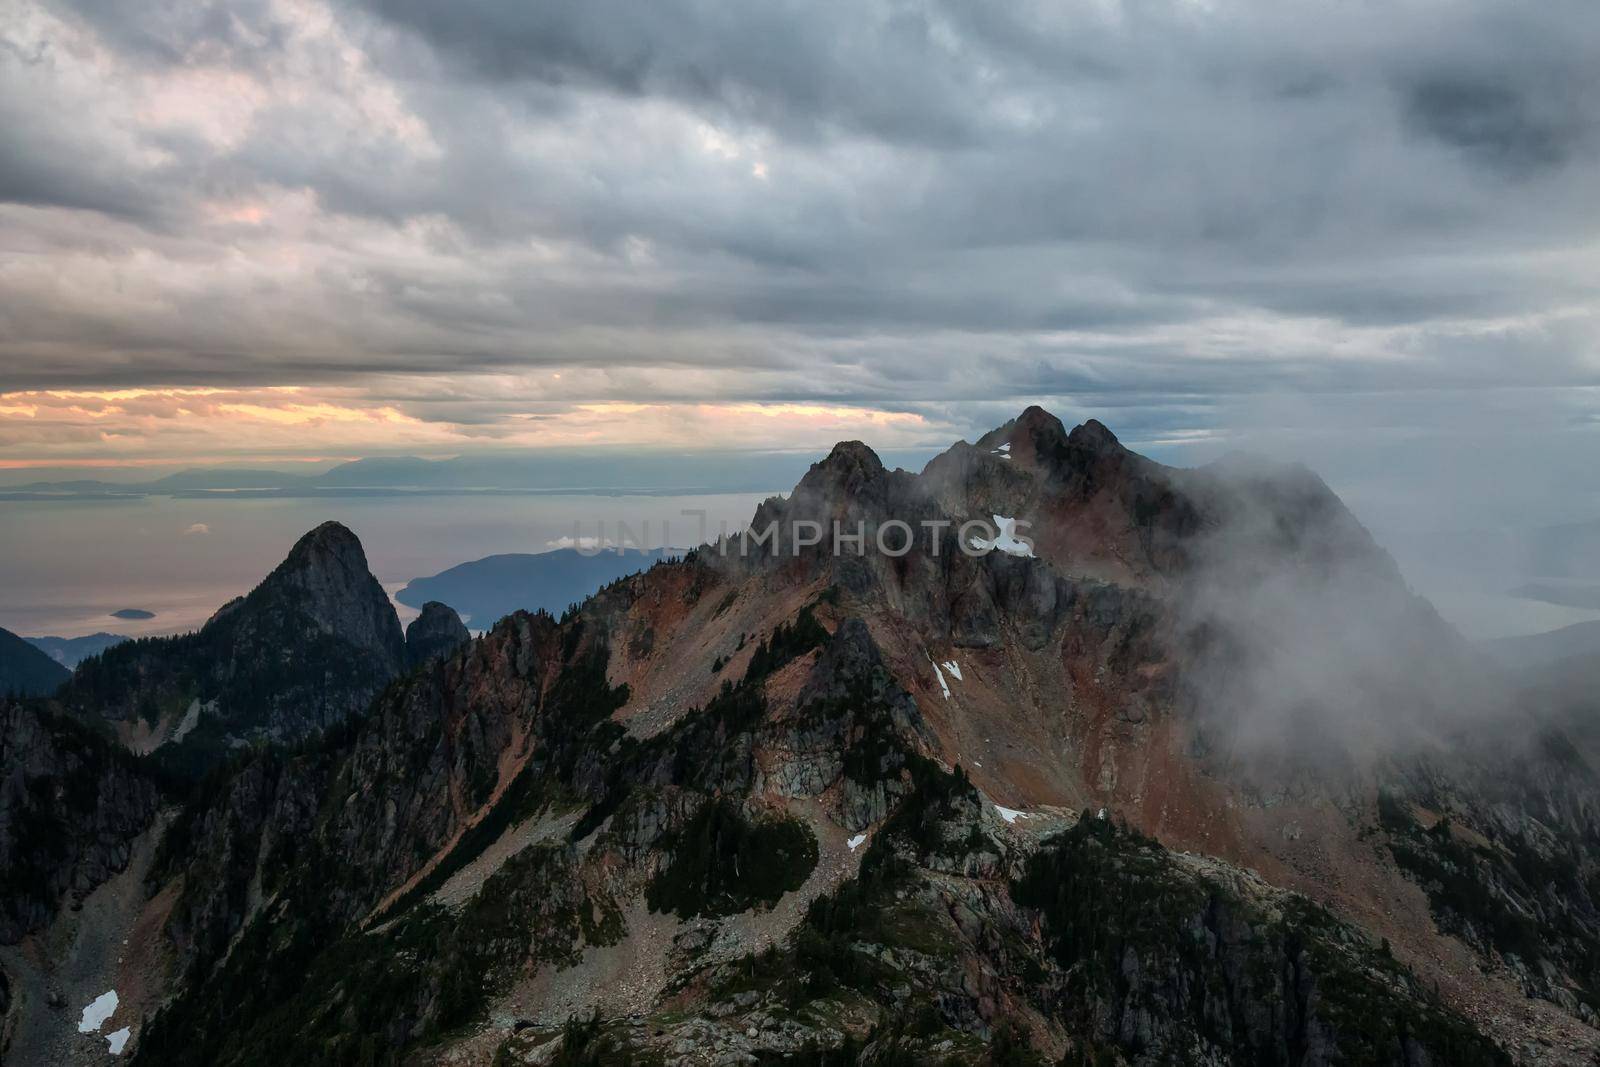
top-left (0, 0), bottom-right (1597, 486)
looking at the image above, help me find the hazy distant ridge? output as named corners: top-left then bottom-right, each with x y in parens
top-left (395, 547), bottom-right (672, 628)
top-left (3, 450), bottom-right (926, 496)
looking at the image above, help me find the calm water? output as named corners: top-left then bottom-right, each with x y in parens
top-left (0, 492), bottom-right (773, 638)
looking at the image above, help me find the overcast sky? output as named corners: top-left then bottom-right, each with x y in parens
top-left (2, 0), bottom-right (1598, 516)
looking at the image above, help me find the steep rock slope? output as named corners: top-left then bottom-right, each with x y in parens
top-left (0, 701), bottom-right (159, 944)
top-left (406, 601), bottom-right (471, 665)
top-left (59, 521), bottom-right (406, 771)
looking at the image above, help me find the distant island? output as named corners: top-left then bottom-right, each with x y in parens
top-left (110, 608), bottom-right (156, 620)
top-left (396, 547), bottom-right (673, 629)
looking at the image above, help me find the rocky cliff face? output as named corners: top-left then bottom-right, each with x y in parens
top-left (7, 409), bottom-right (1600, 1066)
top-left (406, 600), bottom-right (471, 665)
top-left (0, 701), bottom-right (159, 944)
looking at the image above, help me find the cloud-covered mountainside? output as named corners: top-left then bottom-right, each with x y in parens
top-left (3, 409), bottom-right (1599, 1065)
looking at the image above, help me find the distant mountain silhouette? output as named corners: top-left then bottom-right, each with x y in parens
top-left (24, 632), bottom-right (128, 669)
top-left (396, 547), bottom-right (673, 628)
top-left (0, 625), bottom-right (70, 696)
top-left (1485, 618), bottom-right (1600, 670)
top-left (2, 448), bottom-right (945, 498)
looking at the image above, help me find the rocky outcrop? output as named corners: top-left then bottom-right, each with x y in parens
top-left (405, 601), bottom-right (470, 665)
top-left (0, 701), bottom-right (160, 943)
top-left (259, 521), bottom-right (407, 667)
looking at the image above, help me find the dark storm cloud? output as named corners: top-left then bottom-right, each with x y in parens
top-left (50, 0), bottom-right (292, 67)
top-left (353, 0), bottom-right (1001, 145)
top-left (1405, 76), bottom-right (1582, 175)
top-left (1, 0), bottom-right (1598, 456)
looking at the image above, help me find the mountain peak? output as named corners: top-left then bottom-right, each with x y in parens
top-left (282, 520), bottom-right (365, 567)
top-left (248, 521), bottom-right (406, 669)
top-left (406, 601), bottom-right (471, 665)
top-left (817, 439), bottom-right (885, 475)
top-left (791, 440), bottom-right (889, 501)
top-left (1066, 417), bottom-right (1123, 455)
top-left (977, 405), bottom-right (1070, 454)
top-left (271, 521), bottom-right (381, 598)
top-left (1015, 404), bottom-right (1067, 437)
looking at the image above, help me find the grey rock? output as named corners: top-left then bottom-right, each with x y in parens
top-left (406, 601), bottom-right (471, 665)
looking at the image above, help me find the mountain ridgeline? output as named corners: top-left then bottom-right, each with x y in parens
top-left (2, 408), bottom-right (1597, 1066)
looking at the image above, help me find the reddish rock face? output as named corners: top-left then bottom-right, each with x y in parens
top-left (582, 408), bottom-right (1540, 1000)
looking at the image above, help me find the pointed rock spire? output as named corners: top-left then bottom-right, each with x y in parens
top-left (250, 521), bottom-right (406, 670)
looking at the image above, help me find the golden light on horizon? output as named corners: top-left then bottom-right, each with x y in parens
top-left (0, 385), bottom-right (948, 468)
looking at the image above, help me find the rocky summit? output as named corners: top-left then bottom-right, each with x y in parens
top-left (2, 409), bottom-right (1597, 1066)
top-left (406, 600), bottom-right (472, 665)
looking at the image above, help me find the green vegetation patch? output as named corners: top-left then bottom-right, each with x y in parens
top-left (647, 797), bottom-right (819, 918)
top-left (1013, 816), bottom-right (1510, 1067)
top-left (744, 605), bottom-right (829, 684)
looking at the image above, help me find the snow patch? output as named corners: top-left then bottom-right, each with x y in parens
top-left (78, 990), bottom-right (118, 1033)
top-left (968, 515), bottom-right (1034, 557)
top-left (927, 653), bottom-right (950, 699)
top-left (846, 833), bottom-right (867, 851)
top-left (941, 660), bottom-right (963, 682)
top-left (107, 1027), bottom-right (131, 1055)
top-left (994, 805), bottom-right (1032, 824)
